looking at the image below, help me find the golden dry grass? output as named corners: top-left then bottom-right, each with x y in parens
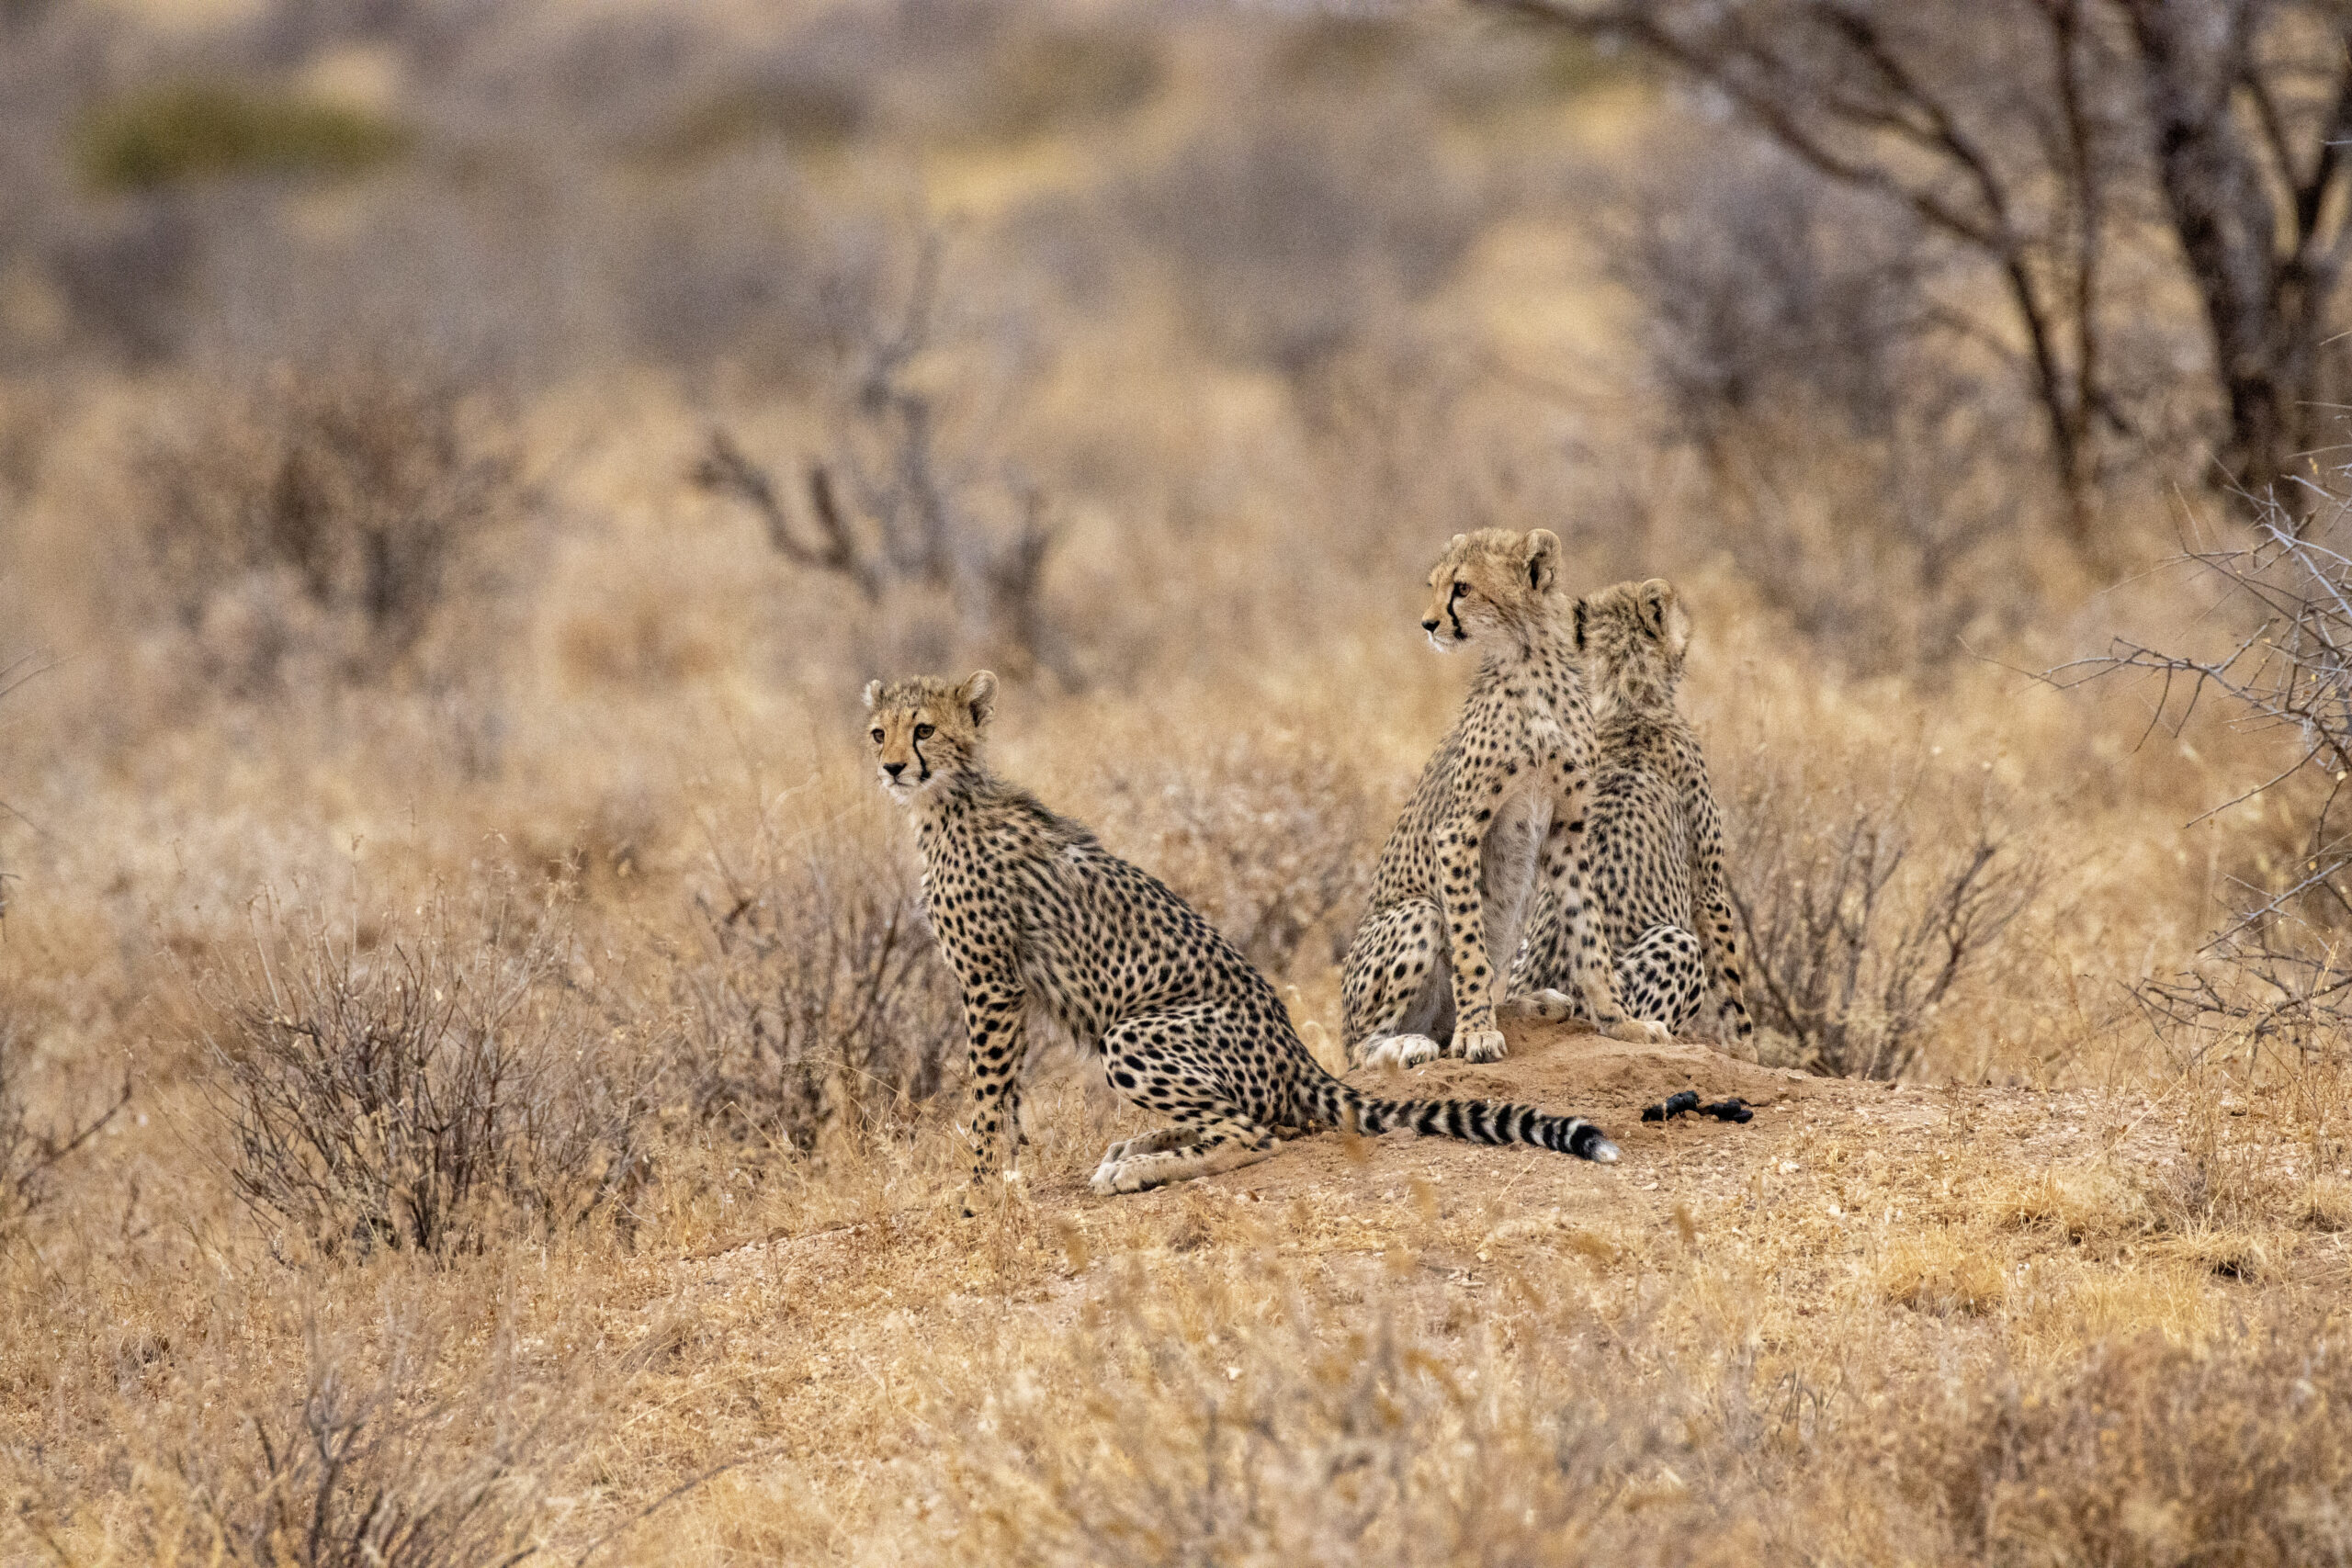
top-left (2, 2), bottom-right (2349, 1563)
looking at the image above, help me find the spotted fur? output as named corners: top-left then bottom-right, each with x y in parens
top-left (865, 671), bottom-right (1622, 1204)
top-left (1340, 530), bottom-right (1670, 1071)
top-left (1511, 578), bottom-right (1754, 1043)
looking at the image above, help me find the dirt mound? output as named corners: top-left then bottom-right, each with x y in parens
top-left (1345, 1019), bottom-right (1816, 1125)
top-left (1001, 1020), bottom-right (1844, 1213)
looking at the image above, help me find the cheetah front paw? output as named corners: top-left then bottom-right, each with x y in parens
top-left (1605, 1017), bottom-right (1672, 1044)
top-left (1453, 1027), bottom-right (1509, 1063)
top-left (1361, 1033), bottom-right (1442, 1070)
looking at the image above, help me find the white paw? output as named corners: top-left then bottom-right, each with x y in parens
top-left (1501, 988), bottom-right (1575, 1021)
top-left (1103, 1157), bottom-right (1170, 1195)
top-left (1606, 1017), bottom-right (1671, 1044)
top-left (1363, 1033), bottom-right (1442, 1070)
top-left (1453, 1028), bottom-right (1509, 1064)
top-left (1090, 1160), bottom-right (1125, 1195)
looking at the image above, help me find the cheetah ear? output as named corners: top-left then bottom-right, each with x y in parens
top-left (1572, 596), bottom-right (1589, 652)
top-left (862, 679), bottom-right (883, 710)
top-left (1524, 528), bottom-right (1561, 595)
top-left (959, 670), bottom-right (999, 728)
top-left (1642, 579), bottom-right (1690, 662)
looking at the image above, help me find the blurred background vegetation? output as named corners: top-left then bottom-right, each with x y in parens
top-left (6, 1), bottom-right (2352, 1561)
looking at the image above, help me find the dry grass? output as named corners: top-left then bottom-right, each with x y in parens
top-left (0, 1), bottom-right (2345, 1563)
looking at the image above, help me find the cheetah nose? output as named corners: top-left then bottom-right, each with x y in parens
top-left (883, 761), bottom-right (906, 778)
top-left (1420, 618), bottom-right (1442, 634)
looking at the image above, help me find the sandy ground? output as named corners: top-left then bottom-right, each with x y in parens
top-left (668, 1018), bottom-right (2208, 1393)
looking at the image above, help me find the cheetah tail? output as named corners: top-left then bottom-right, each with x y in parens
top-left (1315, 1079), bottom-right (1619, 1164)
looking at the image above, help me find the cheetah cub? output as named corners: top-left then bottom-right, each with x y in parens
top-left (1341, 528), bottom-right (1670, 1071)
top-left (865, 671), bottom-right (1622, 1206)
top-left (1511, 578), bottom-right (1754, 1043)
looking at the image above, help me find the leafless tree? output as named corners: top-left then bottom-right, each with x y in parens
top-left (1488, 0), bottom-right (2352, 539)
top-left (695, 235), bottom-right (1076, 685)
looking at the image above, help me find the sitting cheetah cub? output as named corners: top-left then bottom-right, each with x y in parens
top-left (1340, 528), bottom-right (1670, 1071)
top-left (865, 671), bottom-right (1622, 1207)
top-left (1511, 578), bottom-right (1754, 1043)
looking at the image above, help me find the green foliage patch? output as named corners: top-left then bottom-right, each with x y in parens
top-left (76, 82), bottom-right (407, 193)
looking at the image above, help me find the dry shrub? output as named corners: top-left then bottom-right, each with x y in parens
top-left (121, 1321), bottom-right (568, 1568)
top-left (1622, 143), bottom-right (1933, 448)
top-left (676, 818), bottom-right (959, 1154)
top-left (204, 901), bottom-right (653, 1257)
top-left (941, 1258), bottom-right (1707, 1567)
top-left (713, 4), bottom-right (1159, 153)
top-left (1125, 101), bottom-right (1484, 376)
top-left (1729, 752), bottom-right (2044, 1078)
top-left (130, 364), bottom-right (522, 694)
top-left (2064, 489), bottom-right (2352, 1052)
top-left (0, 1002), bottom-right (125, 1240)
top-left (1913, 1329), bottom-right (2352, 1566)
top-left (1089, 731), bottom-right (1381, 976)
top-left (1614, 141), bottom-right (2046, 671)
top-left (943, 21), bottom-right (1165, 145)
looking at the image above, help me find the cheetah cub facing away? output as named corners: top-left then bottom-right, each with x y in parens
top-left (1341, 528), bottom-right (1670, 1071)
top-left (865, 671), bottom-right (1622, 1204)
top-left (1511, 579), bottom-right (1754, 1043)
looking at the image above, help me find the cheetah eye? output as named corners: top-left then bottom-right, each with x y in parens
top-left (1449, 581), bottom-right (1466, 601)
top-left (869, 728), bottom-right (884, 744)
top-left (913, 723), bottom-right (934, 740)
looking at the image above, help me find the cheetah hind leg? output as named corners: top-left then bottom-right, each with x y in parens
top-left (1341, 900), bottom-right (1454, 1070)
top-left (1498, 988), bottom-right (1577, 1023)
top-left (1359, 1032), bottom-right (1445, 1070)
top-left (1614, 924), bottom-right (1706, 1039)
top-left (1091, 1117), bottom-right (1278, 1195)
top-left (1097, 1125), bottom-right (1188, 1166)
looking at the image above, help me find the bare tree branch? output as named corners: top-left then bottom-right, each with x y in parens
top-left (1489, 0), bottom-right (2352, 522)
top-left (2051, 479), bottom-right (2352, 1049)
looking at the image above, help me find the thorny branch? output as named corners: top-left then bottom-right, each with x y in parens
top-left (2050, 486), bottom-right (2352, 1048)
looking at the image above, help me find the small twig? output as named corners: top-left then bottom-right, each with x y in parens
top-left (570, 1458), bottom-right (745, 1568)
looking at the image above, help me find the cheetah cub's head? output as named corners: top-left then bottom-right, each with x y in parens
top-left (1419, 528), bottom-right (1564, 653)
top-left (1573, 578), bottom-right (1691, 716)
top-left (862, 671), bottom-right (997, 803)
